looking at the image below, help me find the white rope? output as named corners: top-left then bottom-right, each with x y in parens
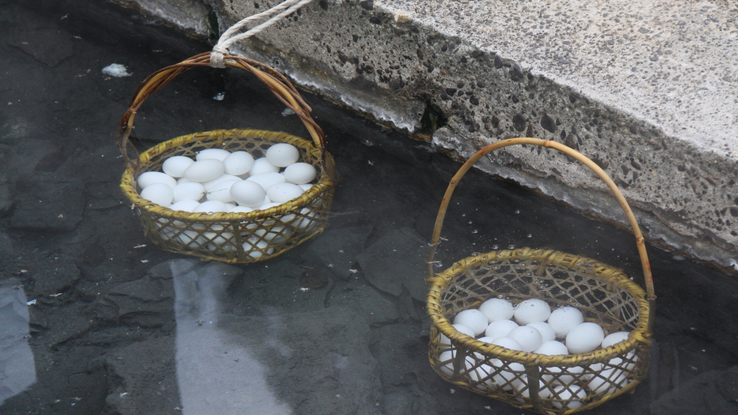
top-left (210, 0), bottom-right (315, 68)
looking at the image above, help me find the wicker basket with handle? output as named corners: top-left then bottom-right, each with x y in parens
top-left (426, 138), bottom-right (655, 414)
top-left (117, 53), bottom-right (338, 264)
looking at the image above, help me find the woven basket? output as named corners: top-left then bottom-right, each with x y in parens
top-left (116, 53), bottom-right (338, 264)
top-left (425, 138), bottom-right (656, 414)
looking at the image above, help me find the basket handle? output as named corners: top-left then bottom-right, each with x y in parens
top-left (425, 138), bottom-right (655, 301)
top-left (115, 52), bottom-right (337, 180)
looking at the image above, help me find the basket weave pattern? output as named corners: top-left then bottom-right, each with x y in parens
top-left (117, 53), bottom-right (338, 263)
top-left (425, 138), bottom-right (655, 414)
top-left (427, 249), bottom-right (650, 413)
top-left (121, 129), bottom-right (335, 263)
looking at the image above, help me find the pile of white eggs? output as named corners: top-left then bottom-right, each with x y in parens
top-left (438, 298), bottom-right (636, 409)
top-left (135, 143), bottom-right (320, 256)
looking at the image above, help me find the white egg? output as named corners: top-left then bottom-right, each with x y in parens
top-left (478, 298), bottom-right (514, 322)
top-left (253, 226), bottom-right (293, 244)
top-left (439, 324), bottom-right (476, 346)
top-left (229, 206), bottom-right (254, 213)
top-left (140, 183), bottom-right (173, 206)
top-left (490, 359), bottom-right (524, 390)
top-left (196, 148), bottom-right (231, 161)
top-left (587, 368), bottom-right (628, 396)
top-left (269, 226), bottom-right (293, 244)
top-left (266, 183), bottom-right (304, 203)
top-left (176, 230), bottom-right (205, 248)
top-left (467, 362), bottom-right (496, 390)
top-left (168, 199), bottom-right (200, 212)
top-left (292, 208), bottom-right (318, 230)
top-left (508, 326), bottom-right (543, 352)
top-left (247, 172), bottom-right (286, 191)
top-left (608, 353), bottom-right (638, 371)
top-left (203, 174), bottom-right (241, 191)
top-left (298, 183), bottom-right (314, 192)
top-left (263, 195), bottom-right (272, 204)
top-left (172, 182), bottom-right (205, 203)
top-left (527, 322), bottom-right (556, 343)
top-left (566, 322), bottom-right (605, 354)
top-left (490, 336), bottom-right (524, 351)
top-left (534, 340), bottom-right (569, 356)
top-left (256, 202), bottom-right (281, 211)
top-left (548, 306), bottom-right (584, 339)
top-left (184, 159), bottom-right (226, 183)
top-left (250, 157), bottom-right (280, 175)
top-left (162, 156), bottom-right (194, 178)
top-left (484, 319), bottom-right (519, 340)
top-left (224, 202), bottom-right (237, 210)
top-left (206, 179), bottom-right (239, 203)
top-left (203, 230), bottom-right (234, 246)
top-left (223, 151), bottom-right (255, 176)
top-left (601, 331), bottom-right (630, 349)
top-left (230, 181), bottom-right (266, 207)
top-left (283, 162), bottom-right (317, 184)
top-left (138, 171), bottom-right (177, 190)
top-left (542, 365), bottom-right (584, 386)
top-left (243, 236), bottom-right (274, 259)
top-left (266, 143), bottom-right (300, 167)
top-left (193, 200), bottom-right (227, 213)
top-left (177, 177), bottom-right (192, 184)
top-left (514, 299), bottom-right (551, 325)
top-left (582, 363), bottom-right (604, 381)
top-left (437, 350), bottom-right (456, 376)
top-left (512, 377), bottom-right (552, 401)
top-left (552, 385), bottom-right (587, 409)
top-left (453, 309), bottom-right (489, 336)
top-left (438, 350), bottom-right (474, 377)
top-left (472, 336), bottom-right (498, 361)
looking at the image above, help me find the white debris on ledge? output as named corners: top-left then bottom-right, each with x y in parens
top-left (102, 63), bottom-right (132, 77)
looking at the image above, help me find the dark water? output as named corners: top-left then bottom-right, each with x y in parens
top-left (1, 0), bottom-right (737, 414)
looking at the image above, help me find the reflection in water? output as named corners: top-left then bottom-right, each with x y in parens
top-left (0, 282), bottom-right (36, 405)
top-left (171, 260), bottom-right (293, 415)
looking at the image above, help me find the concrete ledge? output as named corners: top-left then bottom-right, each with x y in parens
top-left (117, 0), bottom-right (738, 270)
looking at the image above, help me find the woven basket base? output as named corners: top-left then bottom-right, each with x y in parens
top-left (427, 248), bottom-right (651, 414)
top-left (121, 129), bottom-right (337, 264)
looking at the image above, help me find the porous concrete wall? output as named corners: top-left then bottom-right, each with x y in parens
top-left (115, 0), bottom-right (738, 271)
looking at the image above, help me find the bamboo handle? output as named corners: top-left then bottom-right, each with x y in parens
top-left (115, 52), bottom-right (336, 180)
top-left (425, 138), bottom-right (654, 300)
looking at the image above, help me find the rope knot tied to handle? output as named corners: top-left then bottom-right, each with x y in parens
top-left (208, 0), bottom-right (315, 69)
top-left (209, 44), bottom-right (228, 69)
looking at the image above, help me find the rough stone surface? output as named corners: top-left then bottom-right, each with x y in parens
top-left (106, 275), bottom-right (175, 327)
top-left (303, 224), bottom-right (373, 280)
top-left (111, 0), bottom-right (211, 37)
top-left (3, 2), bottom-right (737, 413)
top-left (214, 308), bottom-right (384, 415)
top-left (30, 254), bottom-right (82, 295)
top-left (10, 181), bottom-right (85, 232)
top-left (327, 276), bottom-right (400, 327)
top-left (357, 227), bottom-right (428, 302)
top-left (650, 366), bottom-right (738, 415)
top-left (115, 0), bottom-right (738, 270)
top-left (6, 27), bottom-right (75, 68)
top-left (104, 335), bottom-right (180, 415)
top-left (0, 231), bottom-right (13, 257)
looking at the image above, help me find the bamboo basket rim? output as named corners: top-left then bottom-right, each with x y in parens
top-left (427, 247), bottom-right (651, 367)
top-left (425, 138), bottom-right (656, 365)
top-left (120, 128), bottom-right (336, 221)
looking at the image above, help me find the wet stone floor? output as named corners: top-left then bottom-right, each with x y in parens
top-left (1, 0), bottom-right (738, 414)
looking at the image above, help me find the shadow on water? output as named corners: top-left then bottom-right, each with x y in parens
top-left (0, 0), bottom-right (737, 414)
